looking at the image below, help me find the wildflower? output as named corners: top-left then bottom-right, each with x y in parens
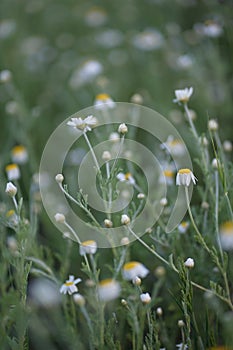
top-left (212, 158), bottom-right (219, 169)
top-left (54, 213), bottom-right (66, 223)
top-left (118, 123), bottom-right (128, 134)
top-left (208, 119), bottom-right (218, 131)
top-left (97, 279), bottom-right (121, 302)
top-left (160, 198), bottom-right (168, 206)
top-left (154, 266), bottom-right (166, 277)
top-left (220, 221), bottom-right (233, 250)
top-left (133, 276), bottom-right (141, 286)
top-left (7, 236), bottom-right (18, 253)
top-left (120, 237), bottom-right (130, 245)
top-left (121, 214), bottom-right (130, 225)
top-left (184, 258), bottom-right (195, 268)
top-left (161, 136), bottom-right (186, 157)
top-left (55, 174), bottom-right (64, 183)
top-left (178, 320), bottom-right (185, 328)
top-left (102, 151), bottom-right (111, 161)
top-left (95, 29), bottom-right (123, 49)
top-left (69, 60), bottom-right (103, 88)
top-left (0, 69), bottom-right (12, 83)
top-left (79, 240), bottom-right (97, 255)
top-left (84, 7), bottom-right (107, 27)
top-left (117, 172), bottom-right (135, 185)
top-left (178, 221), bottom-right (189, 234)
top-left (109, 132), bottom-right (120, 142)
top-left (121, 299), bottom-right (127, 306)
top-left (60, 275), bottom-right (82, 295)
top-left (67, 115), bottom-right (97, 132)
top-left (122, 261), bottom-right (149, 280)
top-left (156, 307), bottom-right (163, 316)
top-left (5, 182), bottom-right (17, 197)
top-left (159, 169), bottom-right (174, 186)
top-left (137, 193), bottom-right (145, 199)
top-left (223, 140), bottom-right (232, 152)
top-left (202, 20), bottom-right (223, 38)
top-left (6, 209), bottom-right (19, 226)
top-left (132, 28), bottom-right (164, 51)
top-left (140, 292), bottom-right (151, 304)
top-left (176, 169), bottom-right (197, 186)
top-left (176, 54), bottom-right (193, 70)
top-left (73, 293), bottom-right (85, 306)
top-left (131, 93), bottom-right (143, 104)
top-left (5, 163), bottom-right (20, 181)
top-left (104, 219), bottom-right (113, 228)
top-left (173, 87), bottom-right (193, 104)
top-left (176, 343), bottom-right (188, 350)
top-left (11, 145), bottom-right (28, 164)
top-left (94, 93), bottom-right (116, 110)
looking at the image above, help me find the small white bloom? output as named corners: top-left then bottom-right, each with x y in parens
top-left (137, 193), bottom-right (145, 199)
top-left (132, 276), bottom-right (141, 286)
top-left (6, 209), bottom-right (19, 226)
top-left (120, 237), bottom-right (130, 245)
top-left (102, 151), bottom-right (111, 161)
top-left (29, 278), bottom-right (61, 307)
top-left (178, 320), bottom-right (185, 328)
top-left (0, 69), bottom-right (12, 83)
top-left (212, 158), bottom-right (219, 169)
top-left (161, 136), bottom-right (186, 157)
top-left (104, 219), bottom-right (113, 228)
top-left (118, 123), bottom-right (128, 134)
top-left (178, 221), bottom-right (189, 234)
top-left (122, 261), bottom-right (149, 280)
top-left (160, 197), bottom-right (168, 206)
top-left (109, 132), bottom-right (120, 143)
top-left (54, 213), bottom-right (66, 223)
top-left (173, 87), bottom-right (193, 104)
top-left (176, 169), bottom-right (197, 186)
top-left (94, 93), bottom-right (116, 110)
top-left (223, 140), bottom-right (232, 152)
top-left (84, 7), bottom-right (107, 27)
top-left (73, 293), bottom-right (85, 306)
top-left (69, 60), bottom-right (103, 88)
top-left (220, 221), bottom-right (233, 250)
top-left (55, 174), bottom-right (64, 183)
top-left (184, 258), bottom-right (195, 268)
top-left (131, 93), bottom-right (143, 104)
top-left (140, 292), bottom-right (151, 304)
top-left (60, 275), bottom-right (82, 295)
top-left (67, 115), bottom-right (97, 132)
top-left (79, 240), bottom-right (97, 255)
top-left (132, 28), bottom-right (164, 51)
top-left (11, 145), bottom-right (28, 164)
top-left (5, 182), bottom-right (17, 197)
top-left (117, 172), bottom-right (135, 185)
top-left (159, 169), bottom-right (174, 186)
top-left (97, 279), bottom-right (121, 302)
top-left (208, 119), bottom-right (218, 131)
top-left (121, 214), bottom-right (130, 225)
top-left (176, 343), bottom-right (188, 350)
top-left (156, 307), bottom-right (163, 316)
top-left (5, 163), bottom-right (20, 181)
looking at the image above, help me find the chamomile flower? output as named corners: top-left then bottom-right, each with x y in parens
top-left (67, 115), bottom-right (97, 132)
top-left (79, 240), bottom-right (97, 255)
top-left (173, 87), bottom-right (193, 104)
top-left (11, 145), bottom-right (28, 164)
top-left (117, 172), bottom-right (135, 185)
top-left (161, 136), bottom-right (186, 157)
top-left (122, 261), bottom-right (149, 281)
top-left (94, 93), bottom-right (116, 110)
top-left (176, 169), bottom-right (197, 186)
top-left (178, 221), bottom-right (190, 234)
top-left (97, 279), bottom-right (121, 302)
top-left (159, 169), bottom-right (174, 186)
top-left (219, 221), bottom-right (233, 250)
top-left (60, 275), bottom-right (82, 295)
top-left (6, 209), bottom-right (19, 226)
top-left (5, 163), bottom-right (20, 181)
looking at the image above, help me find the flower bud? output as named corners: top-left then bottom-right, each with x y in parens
top-left (54, 213), bottom-right (66, 223)
top-left (5, 182), bottom-right (17, 197)
top-left (121, 214), bottom-right (130, 225)
top-left (118, 123), bottom-right (128, 134)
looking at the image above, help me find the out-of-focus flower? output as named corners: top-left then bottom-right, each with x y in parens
top-left (84, 7), bottom-right (107, 27)
top-left (176, 54), bottom-right (194, 70)
top-left (176, 343), bottom-right (188, 350)
top-left (208, 119), bottom-right (218, 131)
top-left (140, 292), bottom-right (151, 304)
top-left (117, 172), bottom-right (135, 185)
top-left (5, 182), bottom-right (17, 197)
top-left (184, 258), bottom-right (195, 268)
top-left (0, 69), bottom-right (12, 83)
top-left (97, 279), bottom-right (121, 302)
top-left (29, 278), bottom-right (61, 307)
top-left (173, 87), bottom-right (193, 104)
top-left (132, 28), bottom-right (164, 51)
top-left (60, 275), bottom-right (82, 295)
top-left (195, 20), bottom-right (223, 38)
top-left (122, 261), bottom-right (149, 280)
top-left (54, 213), bottom-right (66, 223)
top-left (176, 169), bottom-right (197, 186)
top-left (159, 169), bottom-right (174, 186)
top-left (178, 221), bottom-right (189, 233)
top-left (67, 115), bottom-right (97, 132)
top-left (121, 214), bottom-right (130, 225)
top-left (0, 19), bottom-right (16, 39)
top-left (79, 240), bottom-right (97, 255)
top-left (94, 93), bottom-right (116, 110)
top-left (118, 123), bottom-right (128, 134)
top-left (160, 197), bottom-right (168, 206)
top-left (6, 209), bottom-right (19, 226)
top-left (5, 164), bottom-right (20, 181)
top-left (161, 136), bottom-right (186, 157)
top-left (11, 145), bottom-right (28, 164)
top-left (95, 29), bottom-right (124, 48)
top-left (223, 140), bottom-right (232, 153)
top-left (55, 174), bottom-right (64, 184)
top-left (104, 219), bottom-right (113, 228)
top-left (73, 293), bottom-right (85, 306)
top-left (220, 221), bottom-right (233, 251)
top-left (109, 132), bottom-right (120, 143)
top-left (69, 60), bottom-right (103, 88)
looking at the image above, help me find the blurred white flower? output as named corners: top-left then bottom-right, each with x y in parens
top-left (60, 275), bottom-right (82, 295)
top-left (140, 292), bottom-right (151, 304)
top-left (159, 169), bottom-right (174, 186)
top-left (178, 221), bottom-right (189, 234)
top-left (161, 136), bottom-right (186, 157)
top-left (85, 7), bottom-right (107, 27)
top-left (69, 60), bottom-right (103, 88)
top-left (122, 261), bottom-right (149, 280)
top-left (208, 119), bottom-right (218, 131)
top-left (223, 140), bottom-right (232, 152)
top-left (176, 54), bottom-right (194, 70)
top-left (54, 213), bottom-right (66, 223)
top-left (195, 20), bottom-right (223, 38)
top-left (132, 28), bottom-right (164, 51)
top-left (97, 279), bottom-right (121, 302)
top-left (67, 115), bottom-right (97, 132)
top-left (0, 69), bottom-right (12, 83)
top-left (95, 29), bottom-right (124, 48)
top-left (121, 214), bottom-right (131, 225)
top-left (5, 163), bottom-right (20, 181)
top-left (0, 19), bottom-right (16, 39)
top-left (173, 87), bottom-right (193, 104)
top-left (109, 132), bottom-right (120, 142)
top-left (184, 258), bottom-right (195, 268)
top-left (176, 169), bottom-right (197, 186)
top-left (220, 221), bottom-right (233, 250)
top-left (176, 343), bottom-right (188, 350)
top-left (94, 93), bottom-right (116, 110)
top-left (117, 172), bottom-right (135, 185)
top-left (73, 293), bottom-right (85, 306)
top-left (6, 209), bottom-right (19, 227)
top-left (11, 145), bottom-right (28, 164)
top-left (29, 278), bottom-right (61, 307)
top-left (79, 240), bottom-right (97, 255)
top-left (118, 123), bottom-right (128, 134)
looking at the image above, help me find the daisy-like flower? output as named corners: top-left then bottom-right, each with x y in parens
top-left (176, 168), bottom-right (197, 186)
top-left (178, 221), bottom-right (190, 234)
top-left (11, 145), bottom-right (28, 164)
top-left (67, 115), bottom-right (97, 133)
top-left (132, 28), bottom-right (164, 51)
top-left (5, 182), bottom-right (17, 197)
top-left (140, 292), bottom-right (151, 304)
top-left (6, 209), bottom-right (19, 226)
top-left (94, 93), bottom-right (116, 110)
top-left (117, 172), bottom-right (135, 185)
top-left (173, 87), bottom-right (193, 104)
top-left (220, 221), bottom-right (233, 250)
top-left (79, 240), bottom-right (97, 255)
top-left (5, 163), bottom-right (20, 181)
top-left (161, 136), bottom-right (186, 157)
top-left (122, 261), bottom-right (149, 281)
top-left (69, 60), bottom-right (103, 88)
top-left (202, 20), bottom-right (223, 38)
top-left (176, 343), bottom-right (188, 350)
top-left (97, 279), bottom-right (121, 302)
top-left (60, 275), bottom-right (82, 295)
top-left (159, 169), bottom-right (174, 186)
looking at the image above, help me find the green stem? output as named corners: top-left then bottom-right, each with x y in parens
top-left (83, 131), bottom-right (100, 172)
top-left (184, 103), bottom-right (199, 141)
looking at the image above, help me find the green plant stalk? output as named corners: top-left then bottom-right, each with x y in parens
top-left (184, 103), bottom-right (199, 141)
top-left (83, 131), bottom-right (100, 172)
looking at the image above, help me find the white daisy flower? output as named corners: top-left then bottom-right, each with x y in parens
top-left (178, 221), bottom-right (190, 234)
top-left (117, 172), bottom-right (135, 185)
top-left (176, 169), bottom-right (197, 186)
top-left (79, 240), bottom-right (97, 255)
top-left (67, 115), bottom-right (97, 132)
top-left (161, 136), bottom-right (186, 157)
top-left (11, 145), bottom-right (28, 164)
top-left (122, 261), bottom-right (149, 281)
top-left (220, 221), bottom-right (233, 250)
top-left (173, 87), bottom-right (193, 104)
top-left (60, 275), bottom-right (82, 295)
top-left (97, 279), bottom-right (121, 302)
top-left (159, 169), bottom-right (174, 186)
top-left (94, 93), bottom-right (116, 110)
top-left (5, 163), bottom-right (20, 181)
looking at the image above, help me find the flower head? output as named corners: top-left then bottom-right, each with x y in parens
top-left (5, 163), bottom-right (20, 181)
top-left (122, 261), bottom-right (149, 281)
top-left (220, 221), bottom-right (233, 251)
top-left (54, 213), bottom-right (66, 223)
top-left (79, 240), bottom-right (97, 255)
top-left (184, 258), bottom-right (195, 268)
top-left (60, 275), bottom-right (82, 295)
top-left (117, 172), bottom-right (135, 185)
top-left (176, 169), bottom-right (197, 186)
top-left (173, 87), bottom-right (193, 104)
top-left (94, 93), bottom-right (116, 110)
top-left (97, 279), bottom-right (121, 302)
top-left (67, 115), bottom-right (97, 132)
top-left (178, 221), bottom-right (189, 234)
top-left (121, 214), bottom-right (130, 225)
top-left (11, 145), bottom-right (28, 164)
top-left (140, 292), bottom-right (151, 304)
top-left (5, 182), bottom-right (17, 197)
top-left (118, 123), bottom-right (128, 134)
top-left (161, 136), bottom-right (186, 157)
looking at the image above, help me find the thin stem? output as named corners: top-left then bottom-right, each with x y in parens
top-left (80, 306), bottom-right (95, 350)
top-left (184, 103), bottom-right (199, 140)
top-left (214, 170), bottom-right (223, 262)
top-left (83, 131), bottom-right (100, 172)
top-left (106, 161), bottom-right (112, 220)
top-left (110, 135), bottom-right (125, 177)
top-left (12, 196), bottom-right (18, 212)
top-left (113, 246), bottom-right (128, 278)
top-left (225, 192), bottom-right (233, 220)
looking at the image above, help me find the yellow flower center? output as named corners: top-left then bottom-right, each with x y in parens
top-left (123, 261), bottom-right (140, 270)
top-left (170, 139), bottom-right (182, 146)
top-left (178, 168), bottom-right (191, 174)
top-left (180, 221), bottom-right (188, 228)
top-left (6, 209), bottom-right (15, 218)
top-left (82, 240), bottom-right (96, 247)
top-left (99, 278), bottom-right (113, 286)
top-left (65, 281), bottom-right (74, 286)
top-left (12, 145), bottom-right (26, 155)
top-left (5, 164), bottom-right (18, 172)
top-left (96, 93), bottom-right (110, 101)
top-left (124, 172), bottom-right (132, 180)
top-left (163, 170), bottom-right (173, 178)
top-left (220, 221), bottom-right (233, 235)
